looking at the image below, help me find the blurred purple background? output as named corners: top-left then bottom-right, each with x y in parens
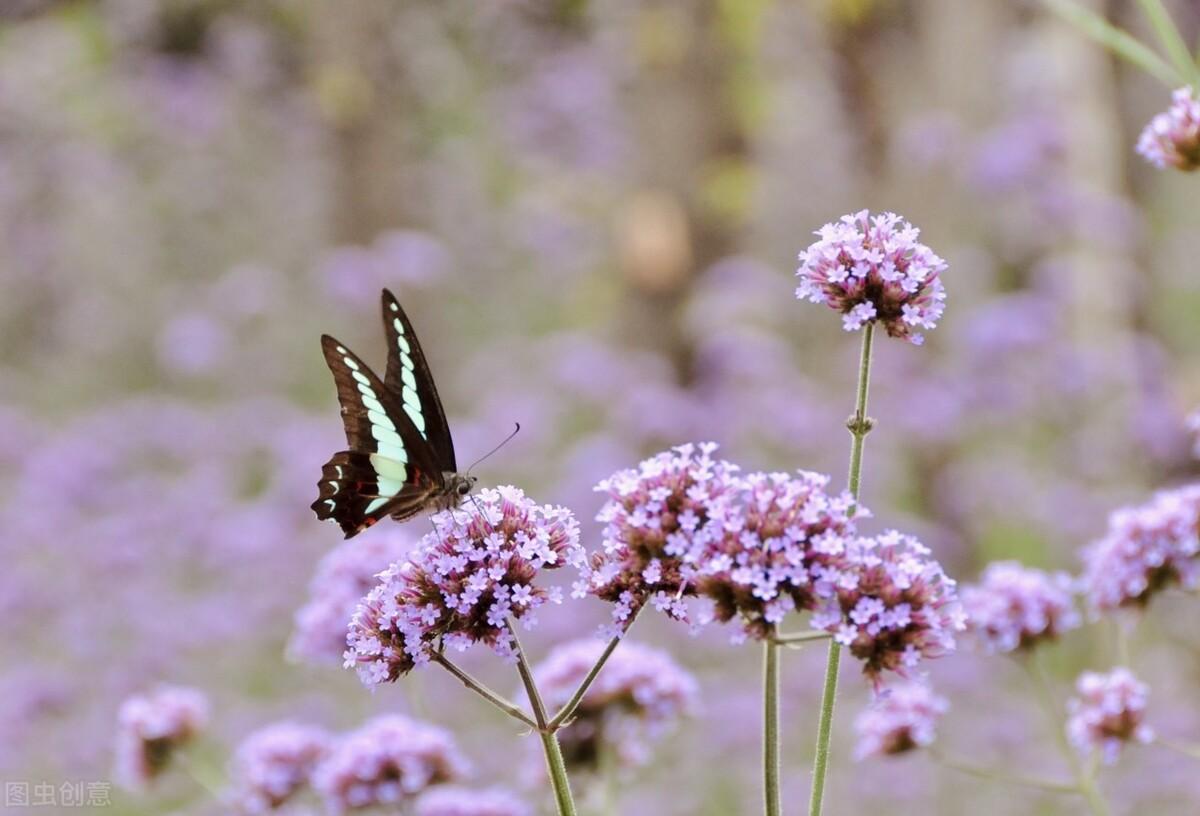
top-left (2, 1), bottom-right (1200, 813)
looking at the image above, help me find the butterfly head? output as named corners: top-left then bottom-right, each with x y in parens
top-left (447, 473), bottom-right (477, 502)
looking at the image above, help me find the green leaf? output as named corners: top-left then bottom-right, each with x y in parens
top-left (1136, 0), bottom-right (1199, 87)
top-left (1042, 0), bottom-right (1182, 86)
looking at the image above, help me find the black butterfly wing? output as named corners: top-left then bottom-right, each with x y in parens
top-left (311, 334), bottom-right (444, 538)
top-left (313, 452), bottom-right (443, 537)
top-left (380, 289), bottom-right (457, 472)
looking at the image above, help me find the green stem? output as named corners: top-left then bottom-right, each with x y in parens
top-left (1042, 0), bottom-right (1182, 86)
top-left (929, 747), bottom-right (1077, 793)
top-left (764, 639), bottom-right (781, 816)
top-left (508, 620), bottom-right (578, 816)
top-left (809, 322), bottom-right (875, 816)
top-left (433, 653), bottom-right (538, 730)
top-left (1135, 0), bottom-right (1199, 87)
top-left (540, 730), bottom-right (579, 816)
top-left (1159, 738), bottom-right (1200, 761)
top-left (1024, 656), bottom-right (1111, 816)
top-left (547, 606), bottom-right (642, 731)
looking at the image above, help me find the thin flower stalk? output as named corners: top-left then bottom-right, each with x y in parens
top-left (1024, 656), bottom-right (1112, 816)
top-left (508, 621), bottom-right (578, 816)
top-left (809, 321), bottom-right (875, 816)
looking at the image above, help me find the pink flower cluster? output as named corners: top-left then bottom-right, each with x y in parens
top-left (695, 470), bottom-right (858, 641)
top-left (1081, 484), bottom-right (1200, 615)
top-left (227, 721), bottom-right (332, 813)
top-left (811, 531), bottom-right (965, 683)
top-left (114, 685), bottom-right (210, 790)
top-left (289, 532), bottom-right (416, 664)
top-left (853, 679), bottom-right (948, 760)
top-left (796, 210), bottom-right (947, 344)
top-left (583, 443), bottom-right (743, 628)
top-left (961, 561), bottom-right (1080, 653)
top-left (312, 715), bottom-right (469, 813)
top-left (415, 787), bottom-right (532, 816)
top-left (585, 445), bottom-right (963, 680)
top-left (1136, 87), bottom-right (1200, 171)
top-left (345, 487), bottom-right (583, 686)
top-left (534, 638), bottom-right (698, 770)
top-left (1066, 668), bottom-right (1154, 764)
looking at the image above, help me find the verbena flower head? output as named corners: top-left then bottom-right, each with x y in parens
top-left (695, 470), bottom-right (859, 640)
top-left (1066, 668), bottom-right (1154, 764)
top-left (114, 685), bottom-right (210, 790)
top-left (227, 721), bottom-right (332, 813)
top-left (1081, 484), bottom-right (1200, 615)
top-left (289, 532), bottom-right (416, 664)
top-left (534, 638), bottom-right (699, 771)
top-left (853, 679), bottom-right (948, 760)
top-left (345, 486), bottom-right (583, 686)
top-left (1136, 87), bottom-right (1200, 171)
top-left (961, 561), bottom-right (1080, 653)
top-left (415, 786), bottom-right (533, 816)
top-left (811, 531), bottom-right (964, 683)
top-left (583, 443), bottom-right (742, 631)
top-left (312, 715), bottom-right (468, 813)
top-left (796, 210), bottom-right (948, 344)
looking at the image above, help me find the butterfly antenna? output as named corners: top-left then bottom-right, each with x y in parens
top-left (465, 422), bottom-right (521, 475)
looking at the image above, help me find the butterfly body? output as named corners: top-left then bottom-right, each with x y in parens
top-left (311, 289), bottom-right (473, 538)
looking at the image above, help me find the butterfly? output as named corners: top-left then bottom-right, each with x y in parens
top-left (311, 288), bottom-right (476, 538)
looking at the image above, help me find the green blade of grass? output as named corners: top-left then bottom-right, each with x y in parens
top-left (1136, 0), bottom-right (1199, 87)
top-left (1043, 0), bottom-right (1182, 86)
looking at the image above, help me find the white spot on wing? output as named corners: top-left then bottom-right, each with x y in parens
top-left (404, 403), bottom-right (427, 435)
top-left (377, 477), bottom-right (405, 497)
top-left (365, 497), bottom-right (389, 514)
top-left (368, 408), bottom-right (396, 431)
top-left (343, 357), bottom-right (359, 371)
top-left (371, 453), bottom-right (408, 477)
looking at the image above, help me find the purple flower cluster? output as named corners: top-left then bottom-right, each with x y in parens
top-left (1081, 484), bottom-right (1200, 615)
top-left (1188, 410), bottom-right (1200, 459)
top-left (961, 561), bottom-right (1080, 653)
top-left (1066, 668), bottom-right (1154, 764)
top-left (811, 531), bottom-right (965, 683)
top-left (114, 685), bottom-right (210, 790)
top-left (227, 721), bottom-right (332, 813)
top-left (585, 445), bottom-right (962, 679)
top-left (695, 470), bottom-right (858, 640)
top-left (1136, 87), bottom-right (1200, 171)
top-left (853, 680), bottom-right (948, 760)
top-left (795, 210), bottom-right (947, 344)
top-left (312, 715), bottom-right (468, 813)
top-left (583, 443), bottom-right (742, 629)
top-left (289, 532), bottom-right (417, 664)
top-left (534, 638), bottom-right (699, 770)
top-left (415, 786), bottom-right (533, 816)
top-left (345, 487), bottom-right (583, 686)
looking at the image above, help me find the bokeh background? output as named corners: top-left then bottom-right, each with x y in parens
top-left (3, 0), bottom-right (1200, 813)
